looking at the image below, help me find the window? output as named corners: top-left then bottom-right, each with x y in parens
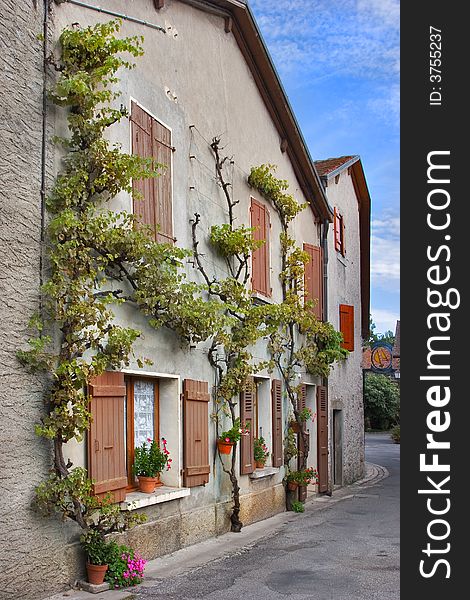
top-left (303, 243), bottom-right (323, 320)
top-left (131, 101), bottom-right (173, 243)
top-left (339, 304), bottom-right (355, 351)
top-left (334, 207), bottom-right (346, 256)
top-left (125, 377), bottom-right (159, 487)
top-left (250, 197), bottom-right (270, 296)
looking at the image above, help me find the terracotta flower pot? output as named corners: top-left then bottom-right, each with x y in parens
top-left (217, 439), bottom-right (234, 455)
top-left (255, 460), bottom-right (266, 469)
top-left (287, 481), bottom-right (298, 492)
top-left (138, 475), bottom-right (162, 493)
top-left (86, 562), bottom-right (108, 585)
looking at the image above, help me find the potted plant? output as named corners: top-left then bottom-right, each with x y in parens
top-left (299, 406), bottom-right (316, 423)
top-left (254, 436), bottom-right (269, 468)
top-left (217, 418), bottom-right (249, 454)
top-left (105, 542), bottom-right (147, 589)
top-left (286, 467), bottom-right (318, 491)
top-left (81, 530), bottom-right (111, 585)
top-left (133, 437), bottom-right (172, 493)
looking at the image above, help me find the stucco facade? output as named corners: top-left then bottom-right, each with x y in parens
top-left (316, 156), bottom-right (371, 486)
top-left (0, 2), bottom-right (370, 598)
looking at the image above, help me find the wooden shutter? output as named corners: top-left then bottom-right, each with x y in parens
top-left (297, 384), bottom-right (309, 471)
top-left (240, 379), bottom-right (255, 475)
top-left (152, 118), bottom-right (173, 243)
top-left (271, 379), bottom-right (283, 467)
top-left (88, 372), bottom-right (127, 503)
top-left (131, 102), bottom-right (155, 235)
top-left (251, 198), bottom-right (270, 296)
top-left (183, 379), bottom-right (211, 487)
top-left (131, 101), bottom-right (173, 243)
top-left (340, 214), bottom-right (346, 256)
top-left (317, 385), bottom-right (329, 493)
top-left (304, 243), bottom-right (323, 320)
top-left (339, 304), bottom-right (355, 351)
top-left (334, 208), bottom-right (341, 252)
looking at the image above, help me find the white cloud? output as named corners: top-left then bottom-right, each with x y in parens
top-left (371, 307), bottom-right (399, 334)
top-left (370, 214), bottom-right (400, 291)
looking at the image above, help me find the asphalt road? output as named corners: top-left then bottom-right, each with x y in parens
top-left (134, 432), bottom-right (400, 600)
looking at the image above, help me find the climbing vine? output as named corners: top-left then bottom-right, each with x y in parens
top-left (19, 19), bottom-right (347, 546)
top-left (19, 20), bottom-right (221, 539)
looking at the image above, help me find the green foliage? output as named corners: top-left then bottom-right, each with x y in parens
top-left (80, 530), bottom-right (113, 565)
top-left (248, 164), bottom-right (307, 228)
top-left (219, 417), bottom-right (250, 444)
top-left (105, 543), bottom-right (146, 588)
top-left (365, 316), bottom-right (395, 347)
top-left (254, 436), bottom-right (269, 463)
top-left (284, 428), bottom-right (298, 463)
top-left (210, 223), bottom-right (264, 258)
top-left (291, 500), bottom-right (305, 513)
top-left (364, 373), bottom-right (400, 430)
top-left (286, 467), bottom-right (318, 486)
top-left (133, 438), bottom-right (171, 477)
top-left (35, 468), bottom-right (145, 534)
top-left (391, 424), bottom-right (400, 444)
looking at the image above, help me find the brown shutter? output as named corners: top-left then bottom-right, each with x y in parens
top-left (88, 372), bottom-right (127, 503)
top-left (334, 208), bottom-right (341, 252)
top-left (131, 102), bottom-right (155, 236)
top-left (271, 379), bottom-right (283, 467)
top-left (339, 304), bottom-right (355, 351)
top-left (340, 215), bottom-right (346, 256)
top-left (240, 379), bottom-right (255, 475)
top-left (251, 198), bottom-right (270, 296)
top-left (297, 384), bottom-right (309, 470)
top-left (183, 379), bottom-right (211, 487)
top-left (303, 243), bottom-right (323, 320)
top-left (317, 385), bottom-right (329, 493)
top-left (152, 118), bottom-right (173, 243)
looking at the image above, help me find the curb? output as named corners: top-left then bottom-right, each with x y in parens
top-left (43, 462), bottom-right (389, 600)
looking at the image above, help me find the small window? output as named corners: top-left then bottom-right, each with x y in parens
top-left (250, 197), bottom-right (270, 296)
top-left (131, 101), bottom-right (173, 243)
top-left (125, 376), bottom-right (159, 487)
top-left (334, 208), bottom-right (346, 256)
top-left (339, 304), bottom-right (354, 351)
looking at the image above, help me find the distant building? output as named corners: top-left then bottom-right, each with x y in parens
top-left (362, 320), bottom-right (400, 383)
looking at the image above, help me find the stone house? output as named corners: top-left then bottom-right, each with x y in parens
top-left (0, 1), bottom-right (370, 598)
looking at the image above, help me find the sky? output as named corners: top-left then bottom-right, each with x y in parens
top-left (249, 0), bottom-right (400, 336)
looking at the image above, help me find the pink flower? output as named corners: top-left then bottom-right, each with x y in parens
top-left (147, 438), bottom-right (152, 443)
top-left (225, 437), bottom-right (230, 443)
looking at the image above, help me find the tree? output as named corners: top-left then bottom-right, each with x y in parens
top-left (364, 316), bottom-right (395, 347)
top-left (364, 373), bottom-right (400, 430)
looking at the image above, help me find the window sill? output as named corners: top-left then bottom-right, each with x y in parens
top-left (251, 292), bottom-right (273, 305)
top-left (120, 486), bottom-right (190, 511)
top-left (249, 466), bottom-right (280, 480)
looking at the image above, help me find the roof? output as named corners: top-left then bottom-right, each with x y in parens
top-left (314, 154), bottom-right (371, 340)
top-left (314, 156), bottom-right (357, 178)
top-left (179, 0), bottom-right (332, 222)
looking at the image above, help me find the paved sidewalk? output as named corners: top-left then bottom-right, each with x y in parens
top-left (44, 460), bottom-right (389, 600)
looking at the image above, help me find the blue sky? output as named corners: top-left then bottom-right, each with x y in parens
top-left (250, 0), bottom-right (400, 335)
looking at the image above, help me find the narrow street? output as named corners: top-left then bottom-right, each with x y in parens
top-left (134, 433), bottom-right (399, 600)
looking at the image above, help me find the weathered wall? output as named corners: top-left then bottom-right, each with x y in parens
top-left (326, 169), bottom-right (365, 485)
top-left (0, 2), bottom-right (81, 599)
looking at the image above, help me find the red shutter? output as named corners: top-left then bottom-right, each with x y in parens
top-left (339, 304), bottom-right (355, 351)
top-left (303, 243), bottom-right (323, 320)
top-left (88, 372), bottom-right (127, 503)
top-left (317, 385), bottom-right (329, 493)
top-left (131, 102), bottom-right (155, 236)
top-left (183, 379), bottom-right (211, 487)
top-left (271, 379), bottom-right (283, 467)
top-left (240, 379), bottom-right (255, 475)
top-left (152, 118), bottom-right (173, 243)
top-left (251, 198), bottom-right (270, 296)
